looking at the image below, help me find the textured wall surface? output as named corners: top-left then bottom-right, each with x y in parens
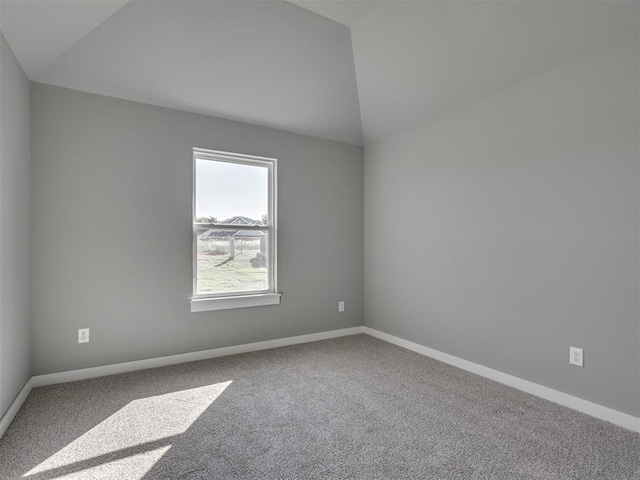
top-left (31, 83), bottom-right (363, 374)
top-left (0, 34), bottom-right (31, 418)
top-left (364, 38), bottom-right (640, 416)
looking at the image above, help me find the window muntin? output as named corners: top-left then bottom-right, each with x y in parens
top-left (193, 148), bottom-right (276, 299)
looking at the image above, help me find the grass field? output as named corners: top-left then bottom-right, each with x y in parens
top-left (196, 247), bottom-right (268, 294)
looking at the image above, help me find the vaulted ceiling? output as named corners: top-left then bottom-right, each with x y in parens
top-left (1, 1), bottom-right (638, 146)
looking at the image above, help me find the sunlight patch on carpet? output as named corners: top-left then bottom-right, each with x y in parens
top-left (23, 381), bottom-right (232, 478)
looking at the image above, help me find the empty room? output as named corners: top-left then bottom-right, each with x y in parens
top-left (1, 0), bottom-right (639, 478)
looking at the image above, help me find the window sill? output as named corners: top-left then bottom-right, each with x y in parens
top-left (190, 293), bottom-right (281, 312)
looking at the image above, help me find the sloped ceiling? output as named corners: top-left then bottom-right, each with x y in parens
top-left (1, 0), bottom-right (363, 146)
top-left (349, 1), bottom-right (639, 144)
top-left (1, 1), bottom-right (638, 146)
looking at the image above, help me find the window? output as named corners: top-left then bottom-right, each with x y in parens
top-left (191, 148), bottom-right (279, 312)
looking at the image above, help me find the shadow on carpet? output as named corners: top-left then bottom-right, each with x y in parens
top-left (1, 334), bottom-right (639, 479)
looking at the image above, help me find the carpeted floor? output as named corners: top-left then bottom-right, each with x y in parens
top-left (1, 334), bottom-right (639, 479)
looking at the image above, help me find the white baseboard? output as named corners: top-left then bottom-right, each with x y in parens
top-left (30, 326), bottom-right (365, 388)
top-left (363, 326), bottom-right (640, 433)
top-left (0, 378), bottom-right (34, 439)
top-left (2, 324), bottom-right (638, 439)
top-left (0, 326), bottom-right (363, 439)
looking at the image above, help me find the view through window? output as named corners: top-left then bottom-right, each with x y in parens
top-left (193, 149), bottom-right (276, 298)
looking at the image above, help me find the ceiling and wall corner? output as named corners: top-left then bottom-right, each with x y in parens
top-left (286, 1), bottom-right (375, 28)
top-left (0, 0), bottom-right (130, 79)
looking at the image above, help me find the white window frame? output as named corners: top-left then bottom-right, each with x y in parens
top-left (190, 148), bottom-right (280, 312)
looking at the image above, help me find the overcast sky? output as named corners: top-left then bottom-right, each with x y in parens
top-left (195, 159), bottom-right (268, 221)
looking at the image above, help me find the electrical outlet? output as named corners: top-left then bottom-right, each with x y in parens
top-left (338, 301), bottom-right (345, 312)
top-left (569, 346), bottom-right (583, 367)
top-left (78, 328), bottom-right (90, 344)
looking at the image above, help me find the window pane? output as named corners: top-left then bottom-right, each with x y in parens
top-left (195, 159), bottom-right (268, 225)
top-left (196, 227), bottom-right (269, 295)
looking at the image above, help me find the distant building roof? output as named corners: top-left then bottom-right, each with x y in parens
top-left (198, 216), bottom-right (265, 240)
top-left (220, 216), bottom-right (263, 226)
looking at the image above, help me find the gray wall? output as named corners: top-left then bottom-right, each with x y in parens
top-left (0, 34), bottom-right (31, 418)
top-left (31, 83), bottom-right (363, 375)
top-left (364, 38), bottom-right (640, 416)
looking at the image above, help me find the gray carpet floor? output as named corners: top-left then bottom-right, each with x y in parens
top-left (1, 334), bottom-right (639, 479)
